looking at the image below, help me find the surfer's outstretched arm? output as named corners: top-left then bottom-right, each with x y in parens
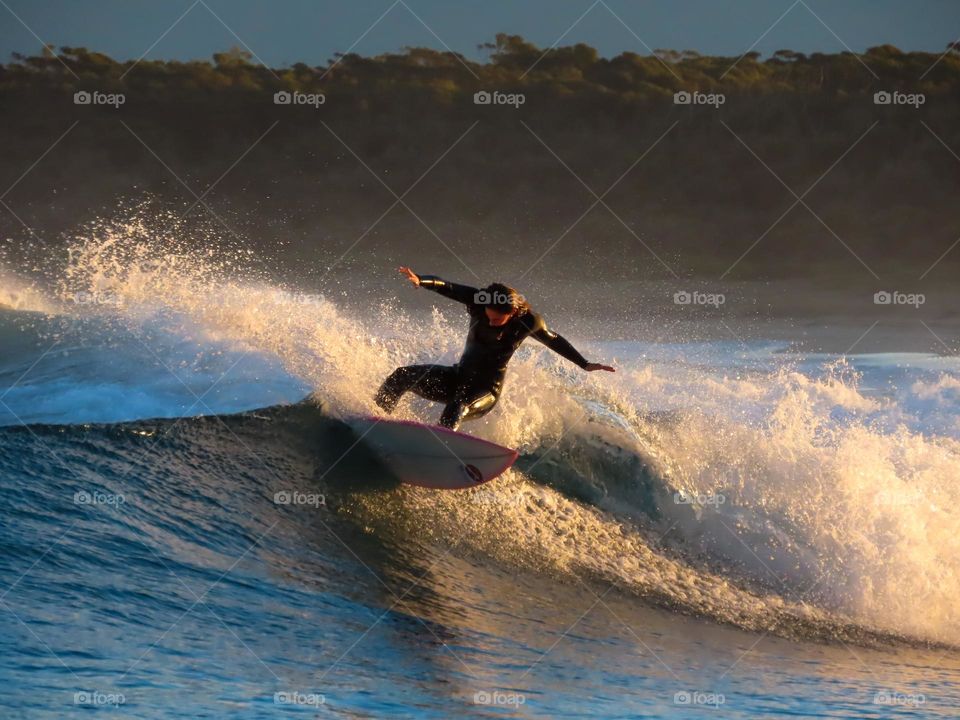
top-left (397, 266), bottom-right (478, 306)
top-left (530, 316), bottom-right (616, 373)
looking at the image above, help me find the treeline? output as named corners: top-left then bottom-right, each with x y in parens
top-left (3, 35), bottom-right (959, 100)
top-left (1, 36), bottom-right (958, 282)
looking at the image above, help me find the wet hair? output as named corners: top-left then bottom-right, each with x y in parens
top-left (480, 283), bottom-right (529, 315)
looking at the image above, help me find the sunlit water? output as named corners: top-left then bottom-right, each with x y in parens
top-left (1, 220), bottom-right (958, 717)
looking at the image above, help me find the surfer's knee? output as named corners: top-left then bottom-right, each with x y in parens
top-left (472, 393), bottom-right (498, 414)
top-left (440, 392), bottom-right (497, 429)
top-left (463, 392), bottom-right (498, 421)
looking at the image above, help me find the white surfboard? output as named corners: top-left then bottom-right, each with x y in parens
top-left (348, 417), bottom-right (519, 489)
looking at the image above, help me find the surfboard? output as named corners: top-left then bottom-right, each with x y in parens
top-left (347, 417), bottom-right (519, 489)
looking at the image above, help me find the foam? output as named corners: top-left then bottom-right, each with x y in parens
top-left (2, 205), bottom-right (958, 644)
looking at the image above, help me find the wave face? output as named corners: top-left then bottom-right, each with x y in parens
top-left (2, 206), bottom-right (960, 649)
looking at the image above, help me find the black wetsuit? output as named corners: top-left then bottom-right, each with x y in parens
top-left (375, 275), bottom-right (589, 430)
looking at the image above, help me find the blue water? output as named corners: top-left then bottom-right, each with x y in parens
top-left (2, 291), bottom-right (960, 718)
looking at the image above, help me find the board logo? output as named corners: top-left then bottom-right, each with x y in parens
top-left (462, 464), bottom-right (484, 483)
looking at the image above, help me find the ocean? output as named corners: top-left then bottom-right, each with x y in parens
top-left (1, 228), bottom-right (958, 718)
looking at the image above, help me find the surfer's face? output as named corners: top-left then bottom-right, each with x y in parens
top-left (485, 308), bottom-right (513, 326)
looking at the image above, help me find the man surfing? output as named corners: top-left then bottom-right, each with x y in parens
top-left (375, 267), bottom-right (615, 431)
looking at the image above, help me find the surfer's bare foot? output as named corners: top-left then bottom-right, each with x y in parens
top-left (585, 363), bottom-right (616, 372)
top-left (398, 266), bottom-right (420, 286)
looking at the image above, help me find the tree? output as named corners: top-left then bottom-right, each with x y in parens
top-left (771, 49), bottom-right (806, 63)
top-left (213, 46), bottom-right (253, 67)
top-left (482, 34), bottom-right (540, 69)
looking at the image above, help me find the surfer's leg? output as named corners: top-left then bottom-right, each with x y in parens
top-left (438, 391), bottom-right (498, 430)
top-left (375, 364), bottom-right (457, 412)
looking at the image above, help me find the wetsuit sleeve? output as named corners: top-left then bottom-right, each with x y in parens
top-left (417, 275), bottom-right (478, 306)
top-left (529, 314), bottom-right (590, 369)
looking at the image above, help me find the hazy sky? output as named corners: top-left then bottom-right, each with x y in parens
top-left (2, 0), bottom-right (959, 66)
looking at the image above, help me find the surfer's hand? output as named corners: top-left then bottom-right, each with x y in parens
top-left (585, 363), bottom-right (615, 373)
top-left (398, 266), bottom-right (420, 287)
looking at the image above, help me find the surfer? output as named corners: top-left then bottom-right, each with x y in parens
top-left (375, 267), bottom-right (615, 430)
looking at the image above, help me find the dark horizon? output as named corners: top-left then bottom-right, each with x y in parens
top-left (2, 0), bottom-right (959, 68)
